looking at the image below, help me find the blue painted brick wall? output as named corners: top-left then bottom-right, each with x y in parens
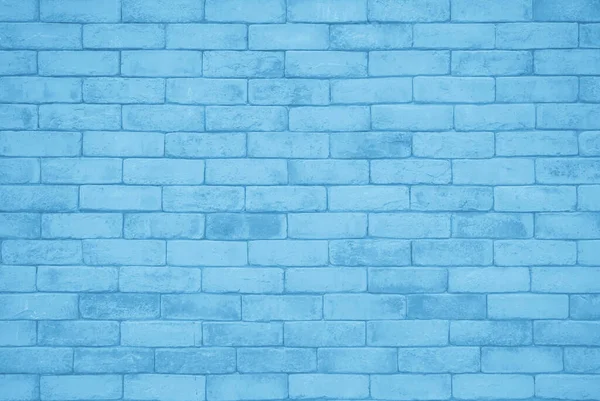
top-left (0, 0), bottom-right (600, 400)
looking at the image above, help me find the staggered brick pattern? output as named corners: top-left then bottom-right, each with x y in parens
top-left (1, 0), bottom-right (600, 400)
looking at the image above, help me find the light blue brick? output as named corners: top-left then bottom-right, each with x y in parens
top-left (452, 0), bottom-right (531, 21)
top-left (0, 131), bottom-right (81, 156)
top-left (124, 159), bottom-right (204, 185)
top-left (413, 132), bottom-right (494, 158)
top-left (536, 212), bottom-right (600, 239)
top-left (204, 51), bottom-right (284, 78)
top-left (286, 51), bottom-right (367, 78)
top-left (37, 266), bottom-right (118, 292)
top-left (369, 212), bottom-right (450, 238)
top-left (0, 321), bottom-right (36, 346)
top-left (581, 77), bottom-right (600, 102)
top-left (482, 347), bottom-right (562, 373)
top-left (449, 267), bottom-right (530, 293)
top-left (207, 374), bottom-right (287, 401)
top-left (119, 266), bottom-right (202, 292)
top-left (289, 160), bottom-right (369, 184)
top-left (532, 267), bottom-right (600, 293)
top-left (324, 293), bottom-right (406, 320)
top-left (329, 185), bottom-right (409, 211)
top-left (0, 213), bottom-right (39, 238)
top-left (249, 240), bottom-right (328, 266)
top-left (413, 239), bottom-right (493, 266)
top-left (0, 158), bottom-right (39, 184)
top-left (124, 213), bottom-right (204, 239)
top-left (0, 77), bottom-right (80, 103)
top-left (371, 160), bottom-right (451, 184)
top-left (121, 321), bottom-right (202, 347)
top-left (371, 105), bottom-right (453, 130)
top-left (456, 104), bottom-right (535, 131)
top-left (123, 105), bottom-right (204, 131)
top-left (0, 51), bottom-right (36, 75)
top-left (537, 375), bottom-right (600, 400)
top-left (538, 104), bottom-right (600, 129)
top-left (203, 322), bottom-right (282, 346)
top-left (496, 131), bottom-right (578, 156)
top-left (41, 158), bottom-right (122, 184)
top-left (249, 79), bottom-right (329, 105)
top-left (451, 320), bottom-right (532, 346)
top-left (535, 50), bottom-right (600, 74)
top-left (413, 23), bottom-right (495, 48)
top-left (369, 50), bottom-right (450, 75)
top-left (0, 348), bottom-right (72, 373)
top-left (398, 347), bottom-right (480, 373)
top-left (497, 23), bottom-right (578, 48)
top-left (0, 186), bottom-right (78, 212)
top-left (496, 76), bottom-right (578, 102)
top-left (285, 321), bottom-right (365, 347)
top-left (411, 186), bottom-right (493, 211)
top-left (452, 50), bottom-right (532, 76)
top-left (371, 374), bottom-right (451, 400)
top-left (40, 0), bottom-right (120, 22)
top-left (122, 50), bottom-right (203, 77)
top-left (250, 24), bottom-right (328, 50)
top-left (318, 347), bottom-right (396, 373)
top-left (408, 294), bottom-right (486, 319)
top-left (290, 106), bottom-right (369, 131)
top-left (494, 240), bottom-right (576, 266)
top-left (536, 321), bottom-right (600, 345)
top-left (580, 186), bottom-right (600, 210)
top-left (243, 295), bottom-right (322, 320)
top-left (0, 23), bottom-right (81, 49)
top-left (156, 348), bottom-right (236, 374)
top-left (124, 374), bottom-right (205, 401)
top-left (288, 374), bottom-right (369, 399)
top-left (207, 106), bottom-right (286, 131)
top-left (537, 158), bottom-right (600, 183)
top-left (414, 76), bottom-right (494, 103)
top-left (2, 240), bottom-right (81, 265)
top-left (74, 348), bottom-right (153, 374)
top-left (166, 133), bottom-right (245, 158)
top-left (0, 265), bottom-right (36, 291)
top-left (371, 320), bottom-right (447, 346)
top-left (369, 0), bottom-right (449, 22)
top-left (163, 186), bottom-right (244, 212)
top-left (488, 294), bottom-right (568, 319)
top-left (0, 293), bottom-right (78, 320)
top-left (206, 159), bottom-right (286, 184)
top-left (494, 185), bottom-right (576, 211)
top-left (285, 267), bottom-right (366, 293)
top-left (84, 24), bottom-right (165, 49)
top-left (84, 78), bottom-right (164, 104)
top-left (79, 293), bottom-right (160, 320)
top-left (80, 185), bottom-right (161, 211)
top-left (331, 77), bottom-right (412, 103)
top-left (40, 375), bottom-right (122, 401)
top-left (533, 0), bottom-right (600, 21)
top-left (0, 105), bottom-right (36, 129)
top-left (453, 159), bottom-right (535, 185)
top-left (206, 0), bottom-right (285, 22)
top-left (289, 212), bottom-right (367, 239)
top-left (0, 375), bottom-right (38, 400)
top-left (288, 0), bottom-right (367, 22)
top-left (167, 78), bottom-right (246, 104)
top-left (167, 240), bottom-right (247, 266)
top-left (39, 51), bottom-right (118, 76)
top-left (39, 105), bottom-right (120, 130)
top-left (581, 24), bottom-right (600, 47)
top-left (0, 0), bottom-right (37, 21)
top-left (83, 239), bottom-right (165, 266)
top-left (239, 348), bottom-right (315, 372)
top-left (369, 267), bottom-right (447, 294)
top-left (38, 321), bottom-right (119, 346)
top-left (331, 132), bottom-right (411, 158)
top-left (565, 348), bottom-right (600, 373)
top-left (331, 24), bottom-right (412, 49)
top-left (571, 295), bottom-right (600, 319)
top-left (248, 132), bottom-right (328, 158)
top-left (206, 214), bottom-right (285, 240)
top-left (167, 24), bottom-right (246, 50)
top-left (453, 374), bottom-right (533, 400)
top-left (246, 186), bottom-right (326, 212)
top-left (329, 239), bottom-right (411, 266)
top-left (123, 0), bottom-right (204, 22)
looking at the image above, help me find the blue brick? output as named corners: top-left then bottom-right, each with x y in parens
top-left (285, 267), bottom-right (366, 293)
top-left (285, 321), bottom-right (365, 346)
top-left (0, 321), bottom-right (36, 345)
top-left (288, 0), bottom-right (367, 22)
top-left (456, 105), bottom-right (535, 131)
top-left (207, 0), bottom-right (285, 22)
top-left (84, 24), bottom-right (165, 49)
top-left (41, 158), bottom-right (122, 184)
top-left (371, 105), bottom-right (453, 130)
top-left (536, 212), bottom-right (600, 239)
top-left (580, 241), bottom-right (600, 265)
top-left (0, 51), bottom-right (36, 75)
top-left (40, 375), bottom-right (122, 401)
top-left (413, 239), bottom-right (493, 266)
top-left (330, 239), bottom-right (411, 266)
top-left (453, 374), bottom-right (534, 400)
top-left (0, 23), bottom-right (81, 49)
top-left (38, 321), bottom-right (119, 346)
top-left (206, 159), bottom-right (286, 184)
top-left (167, 240), bottom-right (247, 266)
top-left (369, 50), bottom-right (450, 75)
top-left (167, 78), bottom-right (246, 104)
top-left (207, 374), bottom-right (287, 401)
top-left (0, 77), bottom-right (80, 103)
top-left (289, 374), bottom-right (369, 399)
top-left (0, 158), bottom-right (39, 184)
top-left (250, 24), bottom-right (328, 50)
top-left (580, 186), bottom-right (600, 210)
top-left (369, 212), bottom-right (450, 238)
top-left (0, 293), bottom-right (78, 319)
top-left (0, 375), bottom-right (38, 400)
top-left (248, 132), bottom-right (328, 158)
top-left (83, 239), bottom-right (165, 266)
top-left (449, 267), bottom-right (529, 293)
top-left (161, 294), bottom-right (240, 320)
top-left (408, 294), bottom-right (486, 319)
top-left (571, 295), bottom-right (600, 319)
top-left (452, 0), bottom-right (531, 21)
top-left (331, 24), bottom-right (412, 49)
top-left (206, 213), bottom-right (285, 240)
top-left (207, 106), bottom-right (286, 131)
top-left (0, 0), bottom-right (37, 21)
top-left (39, 51), bottom-right (118, 76)
top-left (536, 321), bottom-right (600, 345)
top-left (482, 347), bottom-right (562, 373)
top-left (0, 265), bottom-right (35, 291)
top-left (581, 24), bottom-right (600, 47)
top-left (414, 76), bottom-right (494, 103)
top-left (289, 212), bottom-right (366, 239)
top-left (532, 267), bottom-right (600, 293)
top-left (124, 213), bottom-right (204, 239)
top-left (494, 240), bottom-right (576, 266)
top-left (290, 106), bottom-right (369, 131)
top-left (203, 322), bottom-right (282, 346)
top-left (451, 320), bottom-right (532, 346)
top-left (496, 131), bottom-right (578, 156)
top-left (37, 266), bottom-right (118, 292)
top-left (565, 348), bottom-right (600, 373)
top-left (167, 24), bottom-right (246, 50)
top-left (369, 0), bottom-right (449, 22)
top-left (286, 51), bottom-right (367, 77)
top-left (331, 132), bottom-right (411, 158)
top-left (166, 133), bottom-right (245, 158)
top-left (452, 50), bottom-right (532, 76)
top-left (0, 348), bottom-right (72, 373)
top-left (453, 159), bottom-right (535, 185)
top-left (535, 50), bottom-right (600, 74)
top-left (324, 294), bottom-right (406, 320)
top-left (539, 104), bottom-right (600, 129)
top-left (371, 319), bottom-right (452, 347)
top-left (0, 213), bottom-right (39, 238)
top-left (156, 348), bottom-right (236, 374)
top-left (581, 77), bottom-right (600, 102)
top-left (413, 23), bottom-right (495, 48)
top-left (122, 50), bottom-right (203, 77)
top-left (371, 374), bottom-right (451, 400)
top-left (246, 186), bottom-right (326, 212)
top-left (488, 294), bottom-right (568, 319)
top-left (243, 295), bottom-right (322, 320)
top-left (124, 159), bottom-right (204, 184)
top-left (41, 0), bottom-right (120, 22)
top-left (0, 131), bottom-right (81, 156)
top-left (39, 105), bottom-right (120, 130)
top-left (289, 160), bottom-right (368, 184)
top-left (204, 51), bottom-right (283, 78)
top-left (537, 158), bottom-right (600, 183)
top-left (123, 0), bottom-right (204, 22)
top-left (371, 160), bottom-right (451, 184)
top-left (0, 186), bottom-right (78, 212)
top-left (331, 77), bottom-right (412, 103)
top-left (80, 294), bottom-right (159, 320)
top-left (329, 185), bottom-right (409, 211)
top-left (0, 105), bottom-right (36, 129)
top-left (119, 266), bottom-right (202, 292)
top-left (123, 105), bottom-right (204, 131)
top-left (369, 267), bottom-right (447, 293)
top-left (163, 186), bottom-right (244, 212)
top-left (319, 347), bottom-right (396, 373)
top-left (80, 185), bottom-right (161, 211)
top-left (537, 375), bottom-right (600, 400)
top-left (84, 78), bottom-right (164, 104)
top-left (494, 185), bottom-right (576, 211)
top-left (2, 240), bottom-right (81, 265)
top-left (411, 186), bottom-right (493, 211)
top-left (75, 348), bottom-right (153, 374)
top-left (533, 0), bottom-right (600, 21)
top-left (121, 321), bottom-right (202, 347)
top-left (249, 79), bottom-right (329, 105)
top-left (239, 348), bottom-right (315, 372)
top-left (497, 22), bottom-right (578, 48)
top-left (249, 240), bottom-right (328, 266)
top-left (398, 347), bottom-right (479, 373)
top-left (124, 374), bottom-right (205, 401)
top-left (413, 132), bottom-right (493, 158)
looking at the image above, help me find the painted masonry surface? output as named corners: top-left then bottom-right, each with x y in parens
top-left (1, 0), bottom-right (600, 400)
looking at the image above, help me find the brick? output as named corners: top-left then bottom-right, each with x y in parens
top-left (452, 51), bottom-right (532, 76)
top-left (290, 106), bottom-right (369, 131)
top-left (124, 374), bottom-right (205, 401)
top-left (167, 24), bottom-right (246, 50)
top-left (535, 50), bottom-right (600, 74)
top-left (413, 23), bottom-right (495, 48)
top-left (331, 24), bottom-right (412, 49)
top-left (319, 348), bottom-right (396, 373)
top-left (38, 321), bottom-right (119, 346)
top-left (496, 76), bottom-right (578, 102)
top-left (0, 105), bottom-right (36, 129)
top-left (494, 240), bottom-right (576, 265)
top-left (40, 0), bottom-right (120, 22)
top-left (455, 105), bottom-right (535, 131)
top-left (453, 374), bottom-right (534, 400)
top-left (581, 23), bottom-right (600, 47)
top-left (332, 77), bottom-right (411, 103)
top-left (289, 374), bottom-right (369, 399)
top-left (39, 105), bottom-right (120, 130)
top-left (239, 348), bottom-right (315, 372)
top-left (398, 347), bottom-right (479, 373)
top-left (75, 348), bottom-right (153, 373)
top-left (0, 77), bottom-right (81, 103)
top-left (0, 375), bottom-right (38, 400)
top-left (84, 77), bottom-right (164, 104)
top-left (496, 130), bottom-right (578, 156)
top-left (571, 295), bottom-right (600, 319)
top-left (123, 0), bottom-right (204, 22)
top-left (539, 104), bottom-right (600, 129)
top-left (124, 213), bottom-right (204, 239)
top-left (167, 78), bottom-right (246, 105)
top-left (161, 294), bottom-right (241, 320)
top-left (565, 348), bottom-right (600, 372)
top-left (580, 241), bottom-right (600, 265)
top-left (372, 160), bottom-right (451, 184)
top-left (203, 322), bottom-right (282, 346)
top-left (371, 374), bottom-right (451, 400)
top-left (80, 185), bottom-right (162, 211)
top-left (204, 51), bottom-right (283, 77)
top-left (285, 321), bottom-right (365, 347)
top-left (369, 50), bottom-right (450, 75)
top-left (0, 348), bottom-right (72, 373)
top-left (37, 266), bottom-right (118, 292)
top-left (482, 347), bottom-right (562, 373)
top-left (581, 77), bottom-right (600, 102)
top-left (207, 374), bottom-right (287, 401)
top-left (0, 293), bottom-right (77, 320)
top-left (289, 212), bottom-right (366, 239)
top-left (0, 186), bottom-right (78, 212)
top-left (83, 239), bottom-right (165, 266)
top-left (369, 212), bottom-right (450, 238)
top-left (166, 132), bottom-right (245, 158)
top-left (532, 267), bottom-right (600, 293)
top-left (536, 212), bottom-right (600, 239)
top-left (286, 51), bottom-right (367, 77)
top-left (330, 239), bottom-right (411, 266)
top-left (249, 79), bottom-right (328, 105)
top-left (124, 159), bottom-right (204, 184)
top-left (202, 267), bottom-right (274, 293)
top-left (0, 23), bottom-right (81, 49)
top-left (246, 186), bottom-right (326, 212)
top-left (41, 158), bottom-right (122, 184)
top-left (2, 240), bottom-right (81, 265)
top-left (328, 186), bottom-right (409, 211)
top-left (206, 159), bottom-right (286, 184)
top-left (122, 50), bottom-right (203, 77)
top-left (285, 267), bottom-right (366, 293)
top-left (0, 265), bottom-right (36, 291)
top-left (451, 321), bottom-right (532, 346)
top-left (497, 22), bottom-right (578, 48)
top-left (408, 294), bottom-right (486, 319)
top-left (80, 294), bottom-right (160, 319)
top-left (324, 294), bottom-right (406, 320)
top-left (412, 186), bottom-right (492, 211)
top-left (84, 24), bottom-right (165, 49)
top-left (413, 132), bottom-right (493, 158)
top-left (537, 158), bottom-right (600, 183)
top-left (488, 294), bottom-right (568, 319)
top-left (250, 24), bottom-right (328, 50)
top-left (0, 131), bottom-right (80, 156)
top-left (243, 295), bottom-right (322, 320)
top-left (536, 321), bottom-right (600, 345)
top-left (415, 77), bottom-right (494, 103)
top-left (0, 158), bottom-right (39, 184)
top-left (167, 240), bottom-right (247, 266)
top-left (368, 320), bottom-right (448, 346)
top-left (288, 0), bottom-right (366, 22)
top-left (494, 185), bottom-right (576, 211)
top-left (289, 160), bottom-right (368, 184)
top-left (123, 105), bottom-right (204, 131)
top-left (207, 106), bottom-right (286, 131)
top-left (40, 375), bottom-right (122, 401)
top-left (413, 240), bottom-right (493, 266)
top-left (452, 159), bottom-right (535, 184)
top-left (452, 0), bottom-right (531, 21)
top-left (580, 186), bottom-right (600, 210)
top-left (248, 132), bottom-right (328, 158)
top-left (369, 267), bottom-right (447, 293)
top-left (0, 0), bottom-right (37, 21)
top-left (449, 267), bottom-right (529, 293)
top-left (121, 321), bottom-right (202, 347)
top-left (39, 51), bottom-right (118, 76)
top-left (533, 0), bottom-right (600, 21)
top-left (84, 131), bottom-right (164, 157)
top-left (331, 132), bottom-right (411, 158)
top-left (206, 0), bottom-right (284, 22)
top-left (369, 0), bottom-right (449, 21)
top-left (163, 186), bottom-right (244, 212)
top-left (0, 213), bottom-right (39, 238)
top-left (119, 266), bottom-right (202, 292)
top-left (0, 51), bottom-right (36, 75)
top-left (372, 105), bottom-right (453, 130)
top-left (156, 348), bottom-right (235, 374)
top-left (206, 213), bottom-right (285, 240)
top-left (536, 375), bottom-right (600, 400)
